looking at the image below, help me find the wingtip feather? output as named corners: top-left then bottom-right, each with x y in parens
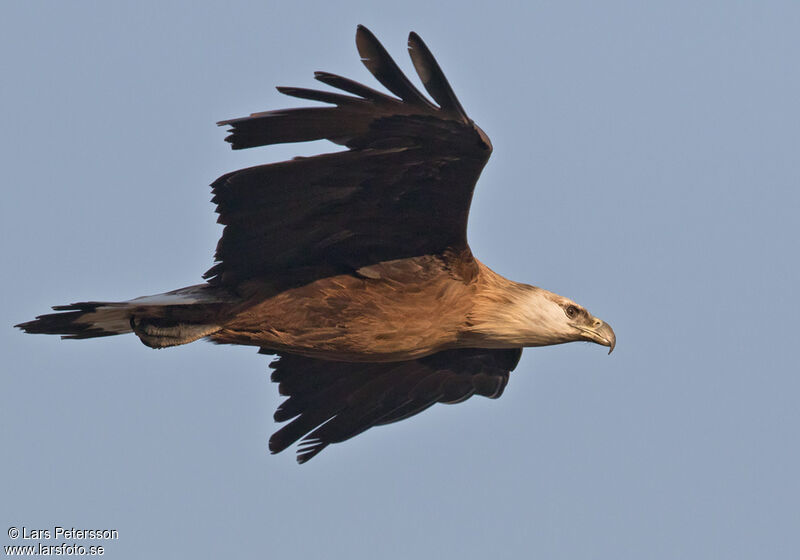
top-left (406, 31), bottom-right (468, 120)
top-left (354, 26), bottom-right (435, 109)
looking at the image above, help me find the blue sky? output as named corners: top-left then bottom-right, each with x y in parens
top-left (2, 2), bottom-right (799, 558)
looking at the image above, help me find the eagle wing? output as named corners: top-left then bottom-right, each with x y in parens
top-left (206, 26), bottom-right (492, 289)
top-left (266, 347), bottom-right (522, 463)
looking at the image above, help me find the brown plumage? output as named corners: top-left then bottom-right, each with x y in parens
top-left (15, 26), bottom-right (615, 463)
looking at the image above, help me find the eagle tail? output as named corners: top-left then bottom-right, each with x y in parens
top-left (16, 300), bottom-right (135, 340)
top-left (15, 284), bottom-right (235, 348)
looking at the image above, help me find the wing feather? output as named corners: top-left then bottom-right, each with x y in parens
top-left (355, 25), bottom-right (436, 109)
top-left (265, 347), bottom-right (522, 463)
top-left (313, 71), bottom-right (400, 104)
top-left (275, 86), bottom-right (364, 106)
top-left (218, 107), bottom-right (374, 150)
top-left (407, 32), bottom-right (469, 120)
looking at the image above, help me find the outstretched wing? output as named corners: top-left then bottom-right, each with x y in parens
top-left (206, 26), bottom-right (492, 288)
top-left (266, 347), bottom-right (522, 463)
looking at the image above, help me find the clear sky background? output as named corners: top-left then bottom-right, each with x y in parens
top-left (2, 1), bottom-right (798, 558)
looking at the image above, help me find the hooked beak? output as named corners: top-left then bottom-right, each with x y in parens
top-left (575, 319), bottom-right (616, 354)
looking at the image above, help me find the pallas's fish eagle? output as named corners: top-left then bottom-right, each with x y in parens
top-left (17, 26), bottom-right (615, 463)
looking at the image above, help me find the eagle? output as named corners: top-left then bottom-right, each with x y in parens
top-left (16, 26), bottom-right (615, 463)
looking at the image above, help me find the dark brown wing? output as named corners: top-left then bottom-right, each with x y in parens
top-left (206, 26), bottom-right (492, 288)
top-left (266, 347), bottom-right (522, 463)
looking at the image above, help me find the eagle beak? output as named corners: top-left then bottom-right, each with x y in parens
top-left (577, 319), bottom-right (616, 354)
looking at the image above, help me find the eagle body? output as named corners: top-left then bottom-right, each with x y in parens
top-left (16, 26), bottom-right (615, 463)
top-left (213, 254), bottom-right (475, 361)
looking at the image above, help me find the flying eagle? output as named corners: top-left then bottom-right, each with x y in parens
top-left (16, 26), bottom-right (615, 463)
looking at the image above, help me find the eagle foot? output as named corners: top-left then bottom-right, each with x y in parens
top-left (129, 316), bottom-right (220, 349)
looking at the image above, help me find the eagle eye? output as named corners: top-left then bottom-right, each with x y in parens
top-left (565, 305), bottom-right (578, 319)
